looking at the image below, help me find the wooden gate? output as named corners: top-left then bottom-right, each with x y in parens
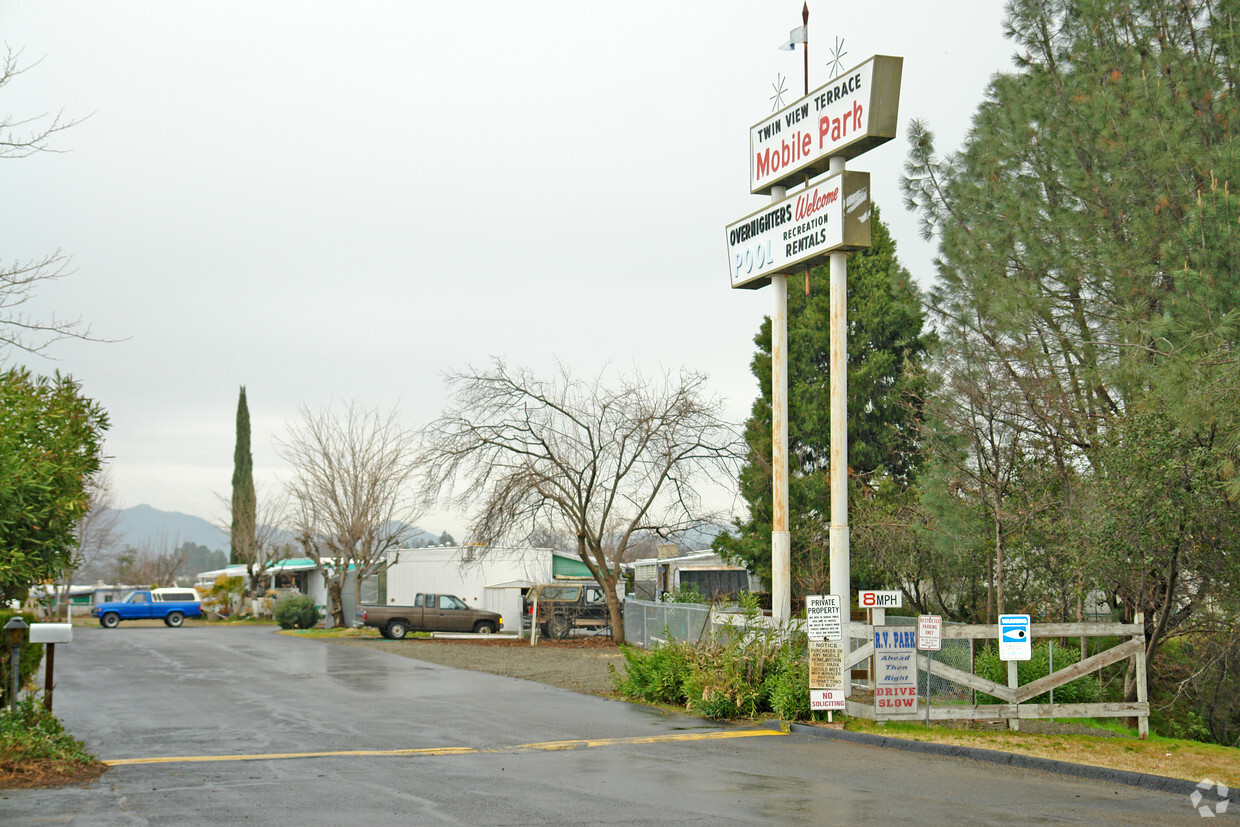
top-left (842, 613), bottom-right (1149, 738)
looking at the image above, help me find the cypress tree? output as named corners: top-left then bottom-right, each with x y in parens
top-left (230, 386), bottom-right (256, 566)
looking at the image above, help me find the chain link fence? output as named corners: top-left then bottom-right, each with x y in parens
top-left (623, 598), bottom-right (714, 647)
top-left (879, 615), bottom-right (974, 703)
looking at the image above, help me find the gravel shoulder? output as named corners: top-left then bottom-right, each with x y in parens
top-left (324, 634), bottom-right (625, 696)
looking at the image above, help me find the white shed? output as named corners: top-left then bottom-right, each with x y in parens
top-left (381, 546), bottom-right (553, 633)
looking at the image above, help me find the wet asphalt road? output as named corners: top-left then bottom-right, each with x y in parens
top-left (1, 626), bottom-right (1203, 825)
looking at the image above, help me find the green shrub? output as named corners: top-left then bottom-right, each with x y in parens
top-left (613, 595), bottom-right (813, 721)
top-left (974, 641), bottom-right (1101, 704)
top-left (0, 610), bottom-right (42, 707)
top-left (273, 594), bottom-right (321, 630)
top-left (764, 646), bottom-right (811, 720)
top-left (0, 695), bottom-right (97, 765)
top-left (611, 640), bottom-right (693, 705)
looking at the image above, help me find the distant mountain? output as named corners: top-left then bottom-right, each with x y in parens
top-left (109, 505), bottom-right (443, 555)
top-left (109, 505), bottom-right (230, 552)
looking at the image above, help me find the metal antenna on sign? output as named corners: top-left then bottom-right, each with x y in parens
top-left (769, 73), bottom-right (788, 112)
top-left (827, 36), bottom-right (848, 77)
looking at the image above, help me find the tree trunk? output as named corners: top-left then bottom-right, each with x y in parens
top-left (605, 585), bottom-right (625, 644)
top-left (327, 577), bottom-right (344, 628)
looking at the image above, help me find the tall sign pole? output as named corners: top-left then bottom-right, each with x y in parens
top-left (828, 152), bottom-right (849, 605)
top-left (769, 2), bottom-right (810, 626)
top-left (728, 14), bottom-right (901, 629)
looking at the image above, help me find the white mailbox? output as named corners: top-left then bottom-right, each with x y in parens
top-left (29, 623), bottom-right (73, 644)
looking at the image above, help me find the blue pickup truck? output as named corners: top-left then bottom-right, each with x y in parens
top-left (92, 588), bottom-right (203, 628)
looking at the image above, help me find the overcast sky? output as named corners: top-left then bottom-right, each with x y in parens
top-left (2, 2), bottom-right (1014, 539)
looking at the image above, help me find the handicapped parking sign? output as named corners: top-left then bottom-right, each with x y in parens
top-left (998, 614), bottom-right (1031, 661)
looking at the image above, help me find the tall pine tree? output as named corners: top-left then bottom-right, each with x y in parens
top-left (230, 386), bottom-right (256, 566)
top-left (714, 206), bottom-right (929, 597)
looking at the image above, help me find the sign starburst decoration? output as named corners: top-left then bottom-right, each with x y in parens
top-left (769, 73), bottom-right (788, 112)
top-left (827, 36), bottom-right (848, 76)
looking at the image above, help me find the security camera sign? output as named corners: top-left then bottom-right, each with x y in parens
top-left (998, 614), bottom-right (1032, 661)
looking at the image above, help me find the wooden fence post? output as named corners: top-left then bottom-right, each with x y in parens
top-left (1134, 611), bottom-right (1148, 739)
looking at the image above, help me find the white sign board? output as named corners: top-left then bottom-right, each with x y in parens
top-left (810, 689), bottom-right (846, 711)
top-left (808, 640), bottom-right (846, 711)
top-left (859, 590), bottom-right (902, 609)
top-left (805, 594), bottom-right (842, 642)
top-left (999, 614), bottom-right (1032, 661)
top-left (917, 615), bottom-right (942, 651)
top-left (873, 626), bottom-right (917, 714)
top-left (749, 55), bottom-right (903, 194)
top-left (726, 170), bottom-right (870, 289)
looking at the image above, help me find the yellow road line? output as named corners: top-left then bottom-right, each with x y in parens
top-left (105, 728), bottom-right (783, 767)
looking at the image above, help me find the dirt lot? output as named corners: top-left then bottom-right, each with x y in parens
top-left (325, 634), bottom-right (625, 696)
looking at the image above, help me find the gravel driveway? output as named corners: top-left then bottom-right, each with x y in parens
top-left (324, 634), bottom-right (626, 696)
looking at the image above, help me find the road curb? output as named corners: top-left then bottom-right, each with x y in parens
top-left (766, 721), bottom-right (1239, 804)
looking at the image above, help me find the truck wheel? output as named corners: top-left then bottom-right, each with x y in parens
top-left (101, 612), bottom-right (120, 629)
top-left (165, 612), bottom-right (184, 628)
top-left (548, 614), bottom-right (571, 640)
top-left (378, 625), bottom-right (392, 640)
top-left (386, 621), bottom-right (408, 640)
top-left (473, 621), bottom-right (496, 635)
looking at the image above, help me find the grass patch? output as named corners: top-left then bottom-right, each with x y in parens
top-left (0, 697), bottom-right (107, 789)
top-left (839, 716), bottom-right (1240, 787)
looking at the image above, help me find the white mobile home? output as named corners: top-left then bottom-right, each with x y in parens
top-left (379, 546), bottom-right (553, 633)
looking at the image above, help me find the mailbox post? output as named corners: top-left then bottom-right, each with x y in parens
top-left (29, 623), bottom-right (73, 712)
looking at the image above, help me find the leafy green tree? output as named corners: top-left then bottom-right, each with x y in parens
top-left (901, 0), bottom-right (1240, 708)
top-left (714, 207), bottom-right (930, 596)
top-left (0, 369), bottom-right (108, 603)
top-left (230, 386), bottom-right (255, 566)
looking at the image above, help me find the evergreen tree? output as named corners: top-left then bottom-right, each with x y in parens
top-left (230, 386), bottom-right (256, 566)
top-left (902, 0), bottom-right (1240, 701)
top-left (714, 206), bottom-right (930, 596)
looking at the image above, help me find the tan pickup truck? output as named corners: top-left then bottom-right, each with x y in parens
top-left (358, 593), bottom-right (503, 640)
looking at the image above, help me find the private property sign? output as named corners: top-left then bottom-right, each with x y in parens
top-left (749, 55), bottom-right (903, 195)
top-left (804, 594), bottom-right (843, 642)
top-left (726, 170), bottom-right (870, 289)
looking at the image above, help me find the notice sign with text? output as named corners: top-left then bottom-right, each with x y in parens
top-left (874, 626), bottom-right (918, 714)
top-left (727, 170), bottom-right (871, 289)
top-left (749, 55), bottom-right (903, 195)
top-left (805, 594), bottom-right (842, 642)
top-left (808, 640), bottom-right (845, 710)
top-left (917, 615), bottom-right (942, 651)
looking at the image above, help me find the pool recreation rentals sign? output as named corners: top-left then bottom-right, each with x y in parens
top-left (749, 55), bottom-right (903, 195)
top-left (726, 169), bottom-right (870, 289)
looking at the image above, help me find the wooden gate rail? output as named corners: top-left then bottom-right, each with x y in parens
top-left (841, 615), bottom-right (1149, 738)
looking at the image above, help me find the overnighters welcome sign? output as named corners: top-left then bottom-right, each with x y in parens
top-left (726, 169), bottom-right (871, 289)
top-left (749, 55), bottom-right (903, 195)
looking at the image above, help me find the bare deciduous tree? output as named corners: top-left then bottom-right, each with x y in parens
top-left (277, 401), bottom-right (422, 627)
top-left (421, 361), bottom-right (740, 644)
top-left (2, 47), bottom-right (100, 360)
top-left (54, 468), bottom-right (124, 617)
top-left (216, 485), bottom-right (294, 600)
